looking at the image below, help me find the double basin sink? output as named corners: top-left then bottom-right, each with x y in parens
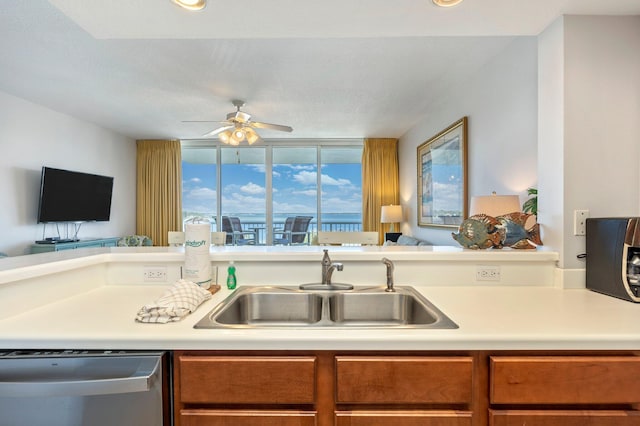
top-left (194, 285), bottom-right (458, 329)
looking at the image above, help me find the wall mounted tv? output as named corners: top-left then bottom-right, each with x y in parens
top-left (37, 166), bottom-right (114, 223)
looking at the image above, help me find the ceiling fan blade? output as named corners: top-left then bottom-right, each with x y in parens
top-left (202, 125), bottom-right (234, 138)
top-left (181, 120), bottom-right (229, 124)
top-left (251, 121), bottom-right (293, 132)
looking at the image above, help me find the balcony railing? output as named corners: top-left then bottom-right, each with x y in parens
top-left (184, 215), bottom-right (363, 245)
top-left (225, 221), bottom-right (361, 245)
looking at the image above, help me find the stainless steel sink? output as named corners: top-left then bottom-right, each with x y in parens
top-left (214, 291), bottom-right (323, 326)
top-left (329, 292), bottom-right (439, 326)
top-left (194, 285), bottom-right (458, 329)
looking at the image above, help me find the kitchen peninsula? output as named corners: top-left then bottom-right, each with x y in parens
top-left (2, 246), bottom-right (640, 426)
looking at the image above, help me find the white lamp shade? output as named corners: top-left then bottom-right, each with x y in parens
top-left (381, 205), bottom-right (403, 223)
top-left (469, 194), bottom-right (520, 217)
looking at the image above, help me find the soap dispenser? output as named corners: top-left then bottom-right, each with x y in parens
top-left (226, 261), bottom-right (237, 290)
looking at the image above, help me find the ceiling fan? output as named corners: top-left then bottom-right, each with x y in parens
top-left (184, 100), bottom-right (293, 145)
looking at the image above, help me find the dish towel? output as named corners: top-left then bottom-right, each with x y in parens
top-left (136, 279), bottom-right (212, 324)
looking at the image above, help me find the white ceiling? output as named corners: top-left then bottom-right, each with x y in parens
top-left (1, 0), bottom-right (639, 140)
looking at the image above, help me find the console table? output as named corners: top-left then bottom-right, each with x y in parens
top-left (30, 237), bottom-right (120, 254)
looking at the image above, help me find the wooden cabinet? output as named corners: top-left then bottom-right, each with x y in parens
top-left (174, 352), bottom-right (477, 426)
top-left (489, 410), bottom-right (640, 426)
top-left (175, 354), bottom-right (318, 426)
top-left (174, 351), bottom-right (640, 426)
top-left (180, 410), bottom-right (317, 426)
top-left (335, 356), bottom-right (473, 404)
top-left (178, 355), bottom-right (316, 404)
top-left (30, 237), bottom-right (119, 253)
top-left (335, 411), bottom-right (472, 426)
top-left (489, 355), bottom-right (640, 425)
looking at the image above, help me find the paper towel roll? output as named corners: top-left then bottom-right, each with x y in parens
top-left (184, 223), bottom-right (211, 288)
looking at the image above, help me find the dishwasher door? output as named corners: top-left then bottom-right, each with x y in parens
top-left (0, 351), bottom-right (166, 426)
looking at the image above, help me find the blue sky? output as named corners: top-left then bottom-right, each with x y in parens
top-left (182, 161), bottom-right (362, 218)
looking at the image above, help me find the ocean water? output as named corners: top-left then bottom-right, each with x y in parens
top-left (183, 212), bottom-right (363, 237)
top-left (232, 213), bottom-right (361, 224)
top-left (183, 212), bottom-right (361, 224)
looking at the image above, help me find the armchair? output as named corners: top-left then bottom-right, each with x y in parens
top-left (273, 217), bottom-right (296, 245)
top-left (222, 216), bottom-right (258, 245)
top-left (273, 216), bottom-right (312, 245)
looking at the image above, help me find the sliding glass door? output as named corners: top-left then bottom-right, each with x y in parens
top-left (272, 147), bottom-right (317, 244)
top-left (181, 140), bottom-right (362, 245)
top-left (220, 147), bottom-right (266, 244)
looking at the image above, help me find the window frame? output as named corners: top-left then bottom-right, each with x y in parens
top-left (181, 139), bottom-right (363, 244)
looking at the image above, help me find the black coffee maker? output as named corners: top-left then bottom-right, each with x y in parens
top-left (586, 217), bottom-right (640, 302)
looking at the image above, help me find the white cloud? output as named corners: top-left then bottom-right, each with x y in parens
top-left (240, 182), bottom-right (265, 195)
top-left (185, 186), bottom-right (216, 200)
top-left (293, 170), bottom-right (352, 187)
top-left (293, 189), bottom-right (318, 197)
top-left (322, 174), bottom-right (352, 186)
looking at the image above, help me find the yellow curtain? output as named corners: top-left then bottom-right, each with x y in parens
top-left (136, 140), bottom-right (182, 246)
top-left (361, 138), bottom-right (399, 244)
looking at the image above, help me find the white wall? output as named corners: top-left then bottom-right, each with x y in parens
top-left (0, 91), bottom-right (136, 256)
top-left (538, 16), bottom-right (640, 276)
top-left (399, 37), bottom-right (538, 245)
top-left (537, 17), bottom-right (565, 265)
top-left (563, 16), bottom-right (640, 268)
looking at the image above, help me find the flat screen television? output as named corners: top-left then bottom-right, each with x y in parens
top-left (37, 166), bottom-right (114, 223)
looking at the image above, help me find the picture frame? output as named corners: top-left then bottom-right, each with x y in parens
top-left (417, 117), bottom-right (468, 228)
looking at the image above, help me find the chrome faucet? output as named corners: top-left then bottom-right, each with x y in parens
top-left (300, 250), bottom-right (352, 290)
top-left (322, 249), bottom-right (343, 285)
top-left (381, 257), bottom-right (395, 292)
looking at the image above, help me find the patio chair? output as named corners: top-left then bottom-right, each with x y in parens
top-left (273, 217), bottom-right (296, 245)
top-left (289, 216), bottom-right (313, 245)
top-left (222, 216), bottom-right (257, 245)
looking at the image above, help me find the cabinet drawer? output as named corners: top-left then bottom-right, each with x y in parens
top-left (335, 410), bottom-right (472, 426)
top-left (180, 410), bottom-right (317, 426)
top-left (489, 409), bottom-right (640, 426)
top-left (178, 356), bottom-right (316, 404)
top-left (336, 356), bottom-right (473, 404)
top-left (490, 356), bottom-right (640, 404)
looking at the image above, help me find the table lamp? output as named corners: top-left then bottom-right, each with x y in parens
top-left (381, 205), bottom-right (403, 232)
top-left (469, 192), bottom-right (520, 217)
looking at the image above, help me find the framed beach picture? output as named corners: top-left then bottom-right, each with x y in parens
top-left (417, 117), bottom-right (468, 228)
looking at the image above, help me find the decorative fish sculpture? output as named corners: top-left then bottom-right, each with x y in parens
top-left (495, 212), bottom-right (542, 249)
top-left (451, 214), bottom-right (505, 249)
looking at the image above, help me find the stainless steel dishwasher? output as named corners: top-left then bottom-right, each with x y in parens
top-left (0, 350), bottom-right (168, 426)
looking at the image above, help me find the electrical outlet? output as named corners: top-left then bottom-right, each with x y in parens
top-left (476, 265), bottom-right (500, 281)
top-left (143, 266), bottom-right (167, 282)
top-left (574, 209), bottom-right (589, 236)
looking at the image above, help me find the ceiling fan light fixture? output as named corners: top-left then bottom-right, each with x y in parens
top-left (432, 0), bottom-right (464, 7)
top-left (218, 130), bottom-right (232, 144)
top-left (172, 0), bottom-right (206, 11)
top-left (245, 128), bottom-right (261, 145)
top-left (191, 99), bottom-right (292, 145)
top-left (233, 128), bottom-right (246, 138)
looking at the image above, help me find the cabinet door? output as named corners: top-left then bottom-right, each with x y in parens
top-left (335, 356), bottom-right (473, 404)
top-left (490, 409), bottom-right (640, 426)
top-left (178, 356), bottom-right (316, 404)
top-left (490, 356), bottom-right (640, 404)
top-left (181, 409), bottom-right (317, 426)
top-left (335, 410), bottom-right (472, 426)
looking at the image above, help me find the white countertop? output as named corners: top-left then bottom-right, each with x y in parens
top-left (0, 246), bottom-right (636, 352)
top-left (0, 282), bottom-right (638, 351)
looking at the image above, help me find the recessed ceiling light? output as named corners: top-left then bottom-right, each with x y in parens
top-left (432, 0), bottom-right (464, 7)
top-left (172, 0), bottom-right (206, 11)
